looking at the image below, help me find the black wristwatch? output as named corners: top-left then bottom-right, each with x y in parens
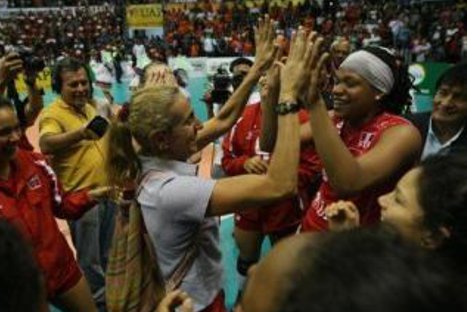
top-left (274, 101), bottom-right (300, 115)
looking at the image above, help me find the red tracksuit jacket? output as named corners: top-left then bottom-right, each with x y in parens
top-left (222, 102), bottom-right (321, 232)
top-left (0, 149), bottom-right (96, 298)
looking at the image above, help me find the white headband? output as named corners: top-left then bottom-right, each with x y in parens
top-left (340, 50), bottom-right (394, 94)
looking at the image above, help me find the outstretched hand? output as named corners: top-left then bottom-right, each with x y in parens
top-left (253, 15), bottom-right (278, 73)
top-left (88, 186), bottom-right (114, 201)
top-left (260, 37), bottom-right (284, 104)
top-left (302, 36), bottom-right (330, 107)
top-left (325, 200), bottom-right (360, 231)
top-left (0, 53), bottom-right (23, 88)
top-left (276, 29), bottom-right (322, 103)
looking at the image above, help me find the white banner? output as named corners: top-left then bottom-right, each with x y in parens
top-left (168, 56), bottom-right (255, 79)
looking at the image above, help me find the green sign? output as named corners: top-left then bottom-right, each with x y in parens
top-left (409, 62), bottom-right (451, 112)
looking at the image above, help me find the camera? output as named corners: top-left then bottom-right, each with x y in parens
top-left (16, 47), bottom-right (45, 74)
top-left (211, 67), bottom-right (232, 104)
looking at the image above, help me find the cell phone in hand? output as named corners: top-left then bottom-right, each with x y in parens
top-left (86, 116), bottom-right (109, 138)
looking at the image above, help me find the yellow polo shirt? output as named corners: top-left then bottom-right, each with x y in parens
top-left (39, 98), bottom-right (108, 192)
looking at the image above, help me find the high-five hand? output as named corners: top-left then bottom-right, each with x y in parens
top-left (253, 15), bottom-right (278, 73)
top-left (278, 28), bottom-right (321, 103)
top-left (303, 36), bottom-right (330, 106)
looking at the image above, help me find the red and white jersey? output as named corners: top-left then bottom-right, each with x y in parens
top-left (222, 102), bottom-right (322, 208)
top-left (222, 102), bottom-right (321, 230)
top-left (0, 149), bottom-right (96, 297)
top-left (302, 112), bottom-right (412, 232)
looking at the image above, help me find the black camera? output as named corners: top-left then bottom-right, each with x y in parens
top-left (213, 67), bottom-right (231, 90)
top-left (211, 67), bottom-right (232, 104)
top-left (16, 47), bottom-right (45, 74)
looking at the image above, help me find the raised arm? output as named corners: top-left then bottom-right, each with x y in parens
top-left (0, 53), bottom-right (43, 127)
top-left (195, 16), bottom-right (277, 150)
top-left (259, 33), bottom-right (318, 152)
top-left (258, 43), bottom-right (281, 153)
top-left (23, 79), bottom-right (44, 127)
top-left (206, 28), bottom-right (314, 217)
top-left (0, 53), bottom-right (22, 94)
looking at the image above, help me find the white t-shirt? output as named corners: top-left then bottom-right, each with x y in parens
top-left (203, 37), bottom-right (216, 54)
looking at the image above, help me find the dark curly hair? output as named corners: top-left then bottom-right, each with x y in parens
top-left (362, 46), bottom-right (413, 115)
top-left (417, 151), bottom-right (467, 270)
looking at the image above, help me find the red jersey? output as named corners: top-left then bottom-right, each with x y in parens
top-left (0, 149), bottom-right (96, 298)
top-left (19, 133), bottom-right (34, 151)
top-left (302, 112), bottom-right (411, 232)
top-left (222, 102), bottom-right (321, 233)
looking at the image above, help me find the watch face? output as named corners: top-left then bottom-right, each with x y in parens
top-left (276, 102), bottom-right (299, 115)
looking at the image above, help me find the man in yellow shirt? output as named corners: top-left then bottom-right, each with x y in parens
top-left (39, 58), bottom-right (114, 310)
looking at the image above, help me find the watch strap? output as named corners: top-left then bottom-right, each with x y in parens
top-left (274, 101), bottom-right (300, 115)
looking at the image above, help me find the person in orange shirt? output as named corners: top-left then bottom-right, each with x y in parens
top-left (189, 39), bottom-right (201, 57)
top-left (242, 39), bottom-right (254, 56)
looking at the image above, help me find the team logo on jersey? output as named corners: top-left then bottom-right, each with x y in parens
top-left (27, 175), bottom-right (42, 190)
top-left (359, 132), bottom-right (375, 149)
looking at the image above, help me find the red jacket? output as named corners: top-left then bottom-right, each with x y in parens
top-left (222, 102), bottom-right (322, 208)
top-left (0, 149), bottom-right (96, 297)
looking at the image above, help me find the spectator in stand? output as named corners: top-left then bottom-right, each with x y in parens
top-left (1, 0), bottom-right (465, 73)
top-left (202, 30), bottom-right (217, 57)
top-left (330, 37), bottom-right (351, 69)
top-left (412, 36), bottom-right (432, 63)
top-left (0, 0), bottom-right (466, 62)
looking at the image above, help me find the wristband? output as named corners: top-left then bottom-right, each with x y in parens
top-left (274, 101), bottom-right (300, 115)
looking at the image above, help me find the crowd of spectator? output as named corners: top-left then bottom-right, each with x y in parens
top-left (161, 0), bottom-right (467, 63)
top-left (4, 0), bottom-right (124, 7)
top-left (0, 0), bottom-right (466, 68)
top-left (0, 5), bottom-right (126, 64)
